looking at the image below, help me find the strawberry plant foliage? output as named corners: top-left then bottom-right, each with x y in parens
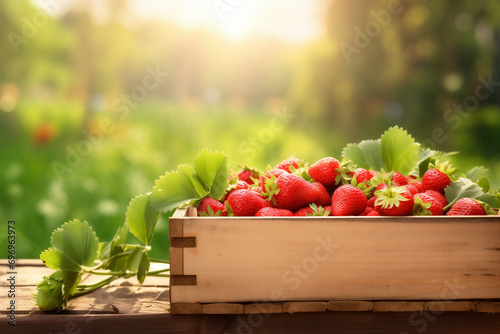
top-left (342, 126), bottom-right (420, 176)
top-left (342, 139), bottom-right (383, 171)
top-left (151, 149), bottom-right (230, 213)
top-left (443, 177), bottom-right (484, 210)
top-left (380, 126), bottom-right (419, 176)
top-left (126, 193), bottom-right (160, 246)
top-left (40, 220), bottom-right (99, 272)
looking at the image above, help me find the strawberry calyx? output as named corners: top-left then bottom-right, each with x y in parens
top-left (350, 174), bottom-right (373, 197)
top-left (261, 174), bottom-right (280, 206)
top-left (289, 165), bottom-right (313, 182)
top-left (374, 186), bottom-right (410, 209)
top-left (475, 199), bottom-right (497, 215)
top-left (367, 169), bottom-right (394, 188)
top-left (305, 203), bottom-right (331, 216)
top-left (224, 201), bottom-right (234, 216)
top-left (335, 159), bottom-right (356, 185)
top-left (429, 160), bottom-right (458, 181)
top-left (412, 196), bottom-right (432, 216)
top-left (198, 205), bottom-right (225, 216)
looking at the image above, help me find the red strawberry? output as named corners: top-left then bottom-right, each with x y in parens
top-left (259, 168), bottom-right (288, 192)
top-left (405, 184), bottom-right (419, 196)
top-left (446, 198), bottom-right (488, 216)
top-left (223, 180), bottom-right (250, 201)
top-left (374, 186), bottom-right (414, 216)
top-left (422, 169), bottom-right (451, 194)
top-left (391, 172), bottom-right (408, 186)
top-left (331, 184), bottom-right (367, 216)
top-left (263, 173), bottom-right (321, 211)
top-left (367, 195), bottom-right (377, 208)
top-left (424, 190), bottom-right (448, 208)
top-left (236, 180), bottom-right (249, 190)
top-left (367, 210), bottom-right (380, 216)
top-left (237, 166), bottom-right (261, 185)
top-left (197, 198), bottom-right (227, 216)
top-left (275, 157), bottom-right (301, 173)
top-left (407, 175), bottom-right (417, 182)
top-left (359, 206), bottom-right (376, 216)
top-left (226, 189), bottom-right (270, 216)
top-left (409, 181), bottom-right (424, 192)
top-left (255, 207), bottom-right (294, 217)
top-left (355, 168), bottom-right (377, 184)
top-left (308, 157), bottom-right (340, 186)
top-left (294, 203), bottom-right (331, 216)
top-left (413, 193), bottom-right (443, 216)
top-left (323, 205), bottom-right (333, 216)
top-left (312, 182), bottom-right (331, 207)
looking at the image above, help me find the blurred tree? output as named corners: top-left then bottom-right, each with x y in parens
top-left (290, 0), bottom-right (500, 152)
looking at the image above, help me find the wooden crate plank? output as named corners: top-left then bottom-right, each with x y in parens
top-left (170, 275), bottom-right (196, 286)
top-left (425, 301), bottom-right (473, 312)
top-left (172, 217), bottom-right (500, 303)
top-left (283, 302), bottom-right (327, 313)
top-left (170, 237), bottom-right (196, 248)
top-left (202, 303), bottom-right (244, 314)
top-left (170, 303), bottom-right (202, 314)
top-left (169, 247), bottom-right (183, 275)
top-left (244, 303), bottom-right (283, 314)
top-left (328, 301), bottom-right (373, 311)
top-left (374, 301), bottom-right (425, 312)
top-left (169, 219), bottom-right (183, 238)
top-left (475, 302), bottom-right (500, 313)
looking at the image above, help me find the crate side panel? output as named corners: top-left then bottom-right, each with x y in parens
top-left (171, 218), bottom-right (500, 303)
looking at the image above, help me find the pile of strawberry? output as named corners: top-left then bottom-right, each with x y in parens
top-left (196, 157), bottom-right (496, 217)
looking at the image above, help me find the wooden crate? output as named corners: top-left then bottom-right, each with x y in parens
top-left (169, 207), bottom-right (500, 314)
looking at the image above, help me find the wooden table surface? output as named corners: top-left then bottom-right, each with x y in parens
top-left (1, 260), bottom-right (499, 334)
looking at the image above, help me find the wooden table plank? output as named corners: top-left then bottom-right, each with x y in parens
top-left (2, 311), bottom-right (499, 334)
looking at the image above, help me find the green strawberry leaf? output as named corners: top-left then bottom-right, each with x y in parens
top-left (444, 177), bottom-right (484, 211)
top-left (194, 149), bottom-right (230, 200)
top-left (416, 149), bottom-right (459, 177)
top-left (478, 192), bottom-right (500, 209)
top-left (380, 126), bottom-right (419, 175)
top-left (62, 271), bottom-right (81, 306)
top-left (40, 248), bottom-right (79, 272)
top-left (464, 166), bottom-right (490, 182)
top-left (99, 223), bottom-right (129, 261)
top-left (342, 139), bottom-right (384, 171)
top-left (477, 176), bottom-right (491, 192)
top-left (151, 164), bottom-right (208, 213)
top-left (136, 250), bottom-right (150, 285)
top-left (126, 193), bottom-right (160, 246)
top-left (41, 220), bottom-right (99, 271)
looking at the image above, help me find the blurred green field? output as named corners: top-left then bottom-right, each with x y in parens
top-left (0, 99), bottom-right (337, 259)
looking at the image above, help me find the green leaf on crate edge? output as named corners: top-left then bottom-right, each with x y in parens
top-left (444, 177), bottom-right (484, 210)
top-left (342, 139), bottom-right (384, 171)
top-left (151, 164), bottom-right (208, 213)
top-left (194, 148), bottom-right (230, 200)
top-left (126, 193), bottom-right (160, 246)
top-left (380, 126), bottom-right (419, 175)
